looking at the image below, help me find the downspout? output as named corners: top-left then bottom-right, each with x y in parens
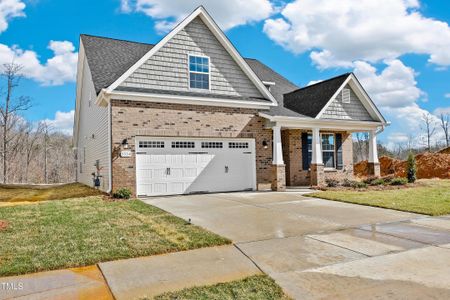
top-left (107, 101), bottom-right (112, 194)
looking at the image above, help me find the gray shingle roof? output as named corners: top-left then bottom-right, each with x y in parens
top-left (81, 34), bottom-right (154, 94)
top-left (80, 34), bottom-right (350, 119)
top-left (283, 73), bottom-right (351, 118)
top-left (80, 34), bottom-right (299, 103)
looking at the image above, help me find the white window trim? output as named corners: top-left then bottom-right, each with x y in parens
top-left (307, 132), bottom-right (337, 169)
top-left (321, 133), bottom-right (336, 169)
top-left (188, 54), bottom-right (211, 92)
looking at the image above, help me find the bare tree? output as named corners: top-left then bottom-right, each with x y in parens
top-left (23, 122), bottom-right (44, 182)
top-left (421, 113), bottom-right (436, 152)
top-left (439, 113), bottom-right (449, 148)
top-left (41, 122), bottom-right (53, 184)
top-left (0, 63), bottom-right (32, 183)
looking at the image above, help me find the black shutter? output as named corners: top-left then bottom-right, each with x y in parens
top-left (336, 133), bottom-right (343, 170)
top-left (302, 132), bottom-right (310, 170)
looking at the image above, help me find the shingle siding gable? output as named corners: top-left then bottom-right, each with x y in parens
top-left (320, 84), bottom-right (374, 121)
top-left (119, 17), bottom-right (264, 99)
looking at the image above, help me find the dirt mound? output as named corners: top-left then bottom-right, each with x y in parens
top-left (355, 152), bottom-right (450, 179)
top-left (439, 147), bottom-right (450, 154)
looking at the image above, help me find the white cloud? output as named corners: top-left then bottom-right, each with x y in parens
top-left (0, 40), bottom-right (78, 86)
top-left (351, 59), bottom-right (444, 146)
top-left (353, 59), bottom-right (424, 108)
top-left (0, 0), bottom-right (25, 33)
top-left (120, 0), bottom-right (274, 33)
top-left (44, 110), bottom-right (75, 135)
top-left (264, 0), bottom-right (450, 69)
top-left (434, 107), bottom-right (450, 116)
top-left (445, 93), bottom-right (450, 99)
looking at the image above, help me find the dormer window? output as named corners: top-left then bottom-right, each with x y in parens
top-left (342, 88), bottom-right (351, 103)
top-left (189, 55), bottom-right (210, 90)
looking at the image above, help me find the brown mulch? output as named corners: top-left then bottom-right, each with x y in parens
top-left (355, 152), bottom-right (450, 179)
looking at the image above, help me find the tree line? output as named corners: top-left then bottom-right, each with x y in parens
top-left (1, 63), bottom-right (75, 184)
top-left (354, 112), bottom-right (449, 162)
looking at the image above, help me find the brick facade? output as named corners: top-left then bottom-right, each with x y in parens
top-left (110, 100), bottom-right (273, 194)
top-left (281, 129), bottom-right (354, 186)
top-left (110, 100), bottom-right (356, 194)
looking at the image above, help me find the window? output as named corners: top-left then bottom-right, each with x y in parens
top-left (189, 55), bottom-right (210, 90)
top-left (202, 142), bottom-right (223, 148)
top-left (229, 142), bottom-right (249, 149)
top-left (172, 141), bottom-right (195, 148)
top-left (342, 88), bottom-right (351, 103)
top-left (322, 134), bottom-right (335, 168)
top-left (304, 133), bottom-right (339, 169)
top-left (139, 141), bottom-right (165, 148)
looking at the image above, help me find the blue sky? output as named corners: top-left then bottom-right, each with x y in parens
top-left (1, 0), bottom-right (449, 147)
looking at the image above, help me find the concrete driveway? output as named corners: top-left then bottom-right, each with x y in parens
top-left (143, 191), bottom-right (450, 299)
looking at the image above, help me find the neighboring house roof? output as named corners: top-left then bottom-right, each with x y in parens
top-left (283, 73), bottom-right (351, 118)
top-left (80, 34), bottom-right (299, 104)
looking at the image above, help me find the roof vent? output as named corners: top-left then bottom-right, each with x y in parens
top-left (342, 88), bottom-right (351, 104)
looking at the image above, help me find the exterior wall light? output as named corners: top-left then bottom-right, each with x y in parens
top-left (122, 139), bottom-right (129, 149)
top-left (262, 140), bottom-right (268, 149)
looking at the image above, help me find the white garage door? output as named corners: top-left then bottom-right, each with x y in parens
top-left (136, 137), bottom-right (256, 197)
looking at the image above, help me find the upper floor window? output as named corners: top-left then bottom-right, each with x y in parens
top-left (189, 55), bottom-right (210, 90)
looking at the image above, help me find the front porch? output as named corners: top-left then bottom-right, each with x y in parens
top-left (268, 120), bottom-right (382, 191)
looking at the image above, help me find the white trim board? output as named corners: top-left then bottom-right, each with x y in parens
top-left (97, 89), bottom-right (273, 110)
top-left (105, 6), bottom-right (277, 106)
top-left (315, 73), bottom-right (387, 124)
top-left (260, 113), bottom-right (384, 131)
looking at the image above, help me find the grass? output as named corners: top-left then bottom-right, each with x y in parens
top-left (309, 179), bottom-right (450, 216)
top-left (0, 183), bottom-right (103, 203)
top-left (152, 275), bottom-right (291, 300)
top-left (0, 197), bottom-right (230, 276)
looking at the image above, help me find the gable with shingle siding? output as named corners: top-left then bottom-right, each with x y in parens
top-left (320, 85), bottom-right (374, 121)
top-left (119, 17), bottom-right (264, 99)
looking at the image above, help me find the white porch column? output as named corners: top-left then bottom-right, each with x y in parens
top-left (272, 125), bottom-right (284, 165)
top-left (311, 127), bottom-right (323, 165)
top-left (368, 130), bottom-right (379, 163)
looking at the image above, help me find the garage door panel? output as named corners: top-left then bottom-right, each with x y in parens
top-left (136, 138), bottom-right (255, 196)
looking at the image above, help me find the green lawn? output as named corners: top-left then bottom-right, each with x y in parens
top-left (0, 183), bottom-right (103, 203)
top-left (309, 179), bottom-right (450, 216)
top-left (152, 275), bottom-right (291, 300)
top-left (0, 197), bottom-right (230, 276)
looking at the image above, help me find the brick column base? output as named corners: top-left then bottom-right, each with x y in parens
top-left (368, 162), bottom-right (381, 177)
top-left (271, 164), bottom-right (286, 192)
top-left (310, 163), bottom-right (325, 186)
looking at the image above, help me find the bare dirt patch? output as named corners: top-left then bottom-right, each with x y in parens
top-left (355, 152), bottom-right (450, 179)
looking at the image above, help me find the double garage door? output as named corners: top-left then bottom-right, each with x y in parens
top-left (136, 137), bottom-right (256, 197)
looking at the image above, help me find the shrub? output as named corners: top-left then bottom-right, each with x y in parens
top-left (352, 181), bottom-right (368, 189)
top-left (325, 178), bottom-right (339, 187)
top-left (370, 178), bottom-right (385, 186)
top-left (390, 177), bottom-right (408, 186)
top-left (363, 176), bottom-right (378, 185)
top-left (112, 188), bottom-right (132, 199)
top-left (407, 153), bottom-right (417, 183)
top-left (381, 175), bottom-right (395, 184)
top-left (342, 178), bottom-right (352, 187)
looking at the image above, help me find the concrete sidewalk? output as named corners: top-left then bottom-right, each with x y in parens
top-left (0, 266), bottom-right (113, 300)
top-left (0, 245), bottom-right (260, 300)
top-left (99, 245), bottom-right (261, 299)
